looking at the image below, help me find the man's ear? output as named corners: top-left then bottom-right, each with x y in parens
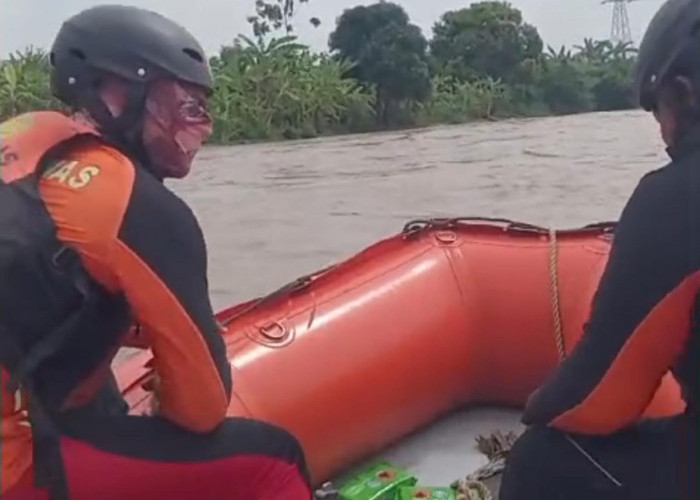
top-left (670, 75), bottom-right (697, 110)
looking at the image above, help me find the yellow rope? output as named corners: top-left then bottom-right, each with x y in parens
top-left (453, 479), bottom-right (493, 500)
top-left (455, 230), bottom-right (622, 491)
top-left (451, 227), bottom-right (568, 497)
top-left (548, 228), bottom-right (566, 360)
top-left (547, 228), bottom-right (623, 486)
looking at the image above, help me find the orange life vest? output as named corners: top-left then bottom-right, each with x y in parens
top-left (0, 111), bottom-right (99, 183)
top-left (0, 111), bottom-right (101, 495)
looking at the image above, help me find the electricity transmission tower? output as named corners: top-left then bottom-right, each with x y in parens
top-left (602, 0), bottom-right (637, 44)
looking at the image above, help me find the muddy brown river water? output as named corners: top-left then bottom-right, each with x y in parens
top-left (170, 109), bottom-right (667, 311)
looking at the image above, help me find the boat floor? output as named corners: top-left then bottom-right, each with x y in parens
top-left (336, 408), bottom-right (524, 498)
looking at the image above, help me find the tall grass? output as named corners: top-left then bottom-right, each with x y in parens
top-left (416, 75), bottom-right (509, 124)
top-left (208, 35), bottom-right (375, 142)
top-left (0, 41), bottom-right (536, 144)
top-left (0, 48), bottom-right (63, 122)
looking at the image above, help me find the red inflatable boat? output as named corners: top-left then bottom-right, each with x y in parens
top-left (114, 217), bottom-right (685, 484)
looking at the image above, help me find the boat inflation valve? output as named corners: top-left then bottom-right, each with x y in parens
top-left (435, 231), bottom-right (457, 244)
top-left (247, 320), bottom-right (295, 347)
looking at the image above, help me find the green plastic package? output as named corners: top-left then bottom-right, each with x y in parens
top-left (396, 486), bottom-right (457, 500)
top-left (338, 461), bottom-right (418, 500)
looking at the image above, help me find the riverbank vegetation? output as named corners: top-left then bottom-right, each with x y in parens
top-left (0, 1), bottom-right (639, 143)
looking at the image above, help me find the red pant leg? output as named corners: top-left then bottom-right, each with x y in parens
top-left (63, 437), bottom-right (310, 500)
top-left (3, 470), bottom-right (48, 500)
top-left (5, 418), bottom-right (312, 500)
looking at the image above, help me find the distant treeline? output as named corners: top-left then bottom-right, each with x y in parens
top-left (0, 1), bottom-right (639, 144)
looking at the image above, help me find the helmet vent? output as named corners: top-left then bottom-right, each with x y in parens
top-left (69, 48), bottom-right (87, 61)
top-left (183, 48), bottom-right (203, 63)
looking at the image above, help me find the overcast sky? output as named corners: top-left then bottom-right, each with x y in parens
top-left (1, 0), bottom-right (667, 58)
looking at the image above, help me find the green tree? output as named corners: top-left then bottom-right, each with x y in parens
top-left (329, 2), bottom-right (431, 126)
top-left (247, 0), bottom-right (319, 42)
top-left (0, 0), bottom-right (647, 144)
top-left (209, 34), bottom-right (372, 141)
top-left (573, 38), bottom-right (611, 63)
top-left (587, 41), bottom-right (637, 111)
top-left (537, 45), bottom-right (593, 115)
top-left (430, 1), bottom-right (543, 84)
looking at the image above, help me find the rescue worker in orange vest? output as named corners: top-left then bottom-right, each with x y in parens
top-left (0, 5), bottom-right (311, 500)
top-left (499, 1), bottom-right (698, 499)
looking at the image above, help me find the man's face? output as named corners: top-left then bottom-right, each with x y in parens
top-left (141, 79), bottom-right (213, 179)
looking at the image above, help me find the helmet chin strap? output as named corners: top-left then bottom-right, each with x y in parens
top-left (81, 83), bottom-right (147, 136)
top-left (79, 83), bottom-right (162, 178)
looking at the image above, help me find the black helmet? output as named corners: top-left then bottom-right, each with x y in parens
top-left (50, 4), bottom-right (212, 132)
top-left (633, 0), bottom-right (700, 111)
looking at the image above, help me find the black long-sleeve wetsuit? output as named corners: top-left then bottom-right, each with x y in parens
top-left (500, 127), bottom-right (700, 500)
